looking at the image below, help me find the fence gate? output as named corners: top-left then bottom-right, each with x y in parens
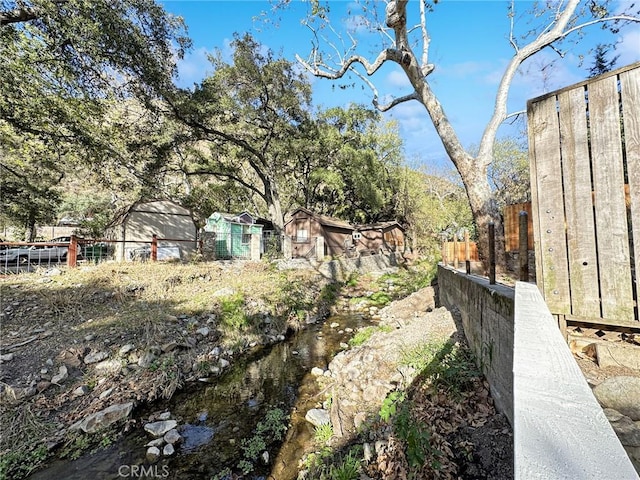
top-left (527, 62), bottom-right (639, 328)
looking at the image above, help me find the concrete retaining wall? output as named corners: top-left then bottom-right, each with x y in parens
top-left (437, 265), bottom-right (515, 423)
top-left (437, 264), bottom-right (638, 479)
top-left (514, 282), bottom-right (638, 479)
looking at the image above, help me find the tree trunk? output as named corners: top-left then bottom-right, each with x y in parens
top-left (460, 165), bottom-right (506, 274)
top-left (264, 181), bottom-right (285, 234)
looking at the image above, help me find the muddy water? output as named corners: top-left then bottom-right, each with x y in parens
top-left (28, 312), bottom-right (372, 480)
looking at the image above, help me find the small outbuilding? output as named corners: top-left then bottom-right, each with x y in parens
top-left (203, 211), bottom-right (263, 259)
top-left (284, 208), bottom-right (356, 258)
top-left (355, 221), bottom-right (406, 254)
top-left (108, 200), bottom-right (198, 261)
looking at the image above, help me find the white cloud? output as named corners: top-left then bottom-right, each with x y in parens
top-left (617, 29), bottom-right (640, 66)
top-left (386, 69), bottom-right (411, 88)
top-left (176, 47), bottom-right (215, 87)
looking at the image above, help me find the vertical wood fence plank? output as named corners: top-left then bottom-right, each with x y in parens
top-left (589, 76), bottom-right (635, 322)
top-left (528, 113), bottom-right (544, 298)
top-left (528, 96), bottom-right (571, 313)
top-left (620, 68), bottom-right (640, 322)
top-left (558, 89), bottom-right (601, 318)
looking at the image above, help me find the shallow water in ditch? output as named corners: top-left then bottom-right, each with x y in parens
top-left (28, 312), bottom-right (373, 480)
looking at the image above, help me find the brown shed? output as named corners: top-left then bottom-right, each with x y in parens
top-left (355, 221), bottom-right (406, 254)
top-left (284, 208), bottom-right (355, 258)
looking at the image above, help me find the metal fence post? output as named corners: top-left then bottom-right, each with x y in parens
top-left (519, 211), bottom-right (529, 281)
top-left (488, 222), bottom-right (496, 284)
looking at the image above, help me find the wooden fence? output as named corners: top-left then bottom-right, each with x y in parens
top-left (527, 62), bottom-right (639, 328)
top-left (504, 203), bottom-right (533, 252)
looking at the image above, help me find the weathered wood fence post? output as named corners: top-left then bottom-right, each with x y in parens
top-left (464, 229), bottom-right (471, 274)
top-left (519, 211), bottom-right (529, 281)
top-left (151, 235), bottom-right (158, 262)
top-left (488, 222), bottom-right (496, 285)
top-left (68, 235), bottom-right (79, 268)
top-left (453, 234), bottom-right (459, 270)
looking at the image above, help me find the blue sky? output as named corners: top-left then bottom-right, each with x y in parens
top-left (162, 0), bottom-right (640, 168)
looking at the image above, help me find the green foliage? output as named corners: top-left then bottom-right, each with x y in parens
top-left (379, 391), bottom-right (406, 422)
top-left (400, 341), bottom-right (445, 373)
top-left (327, 449), bottom-right (361, 480)
top-left (304, 445), bottom-right (362, 480)
top-left (348, 325), bottom-right (392, 347)
top-left (0, 444), bottom-right (48, 480)
top-left (486, 137), bottom-right (530, 209)
top-left (219, 294), bottom-right (248, 330)
top-left (0, 0), bottom-right (190, 232)
top-left (237, 407), bottom-right (289, 474)
top-left (393, 403), bottom-right (435, 468)
top-left (314, 423), bottom-right (334, 445)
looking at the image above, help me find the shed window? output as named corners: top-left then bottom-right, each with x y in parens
top-left (295, 219), bottom-right (309, 242)
top-left (242, 225), bottom-right (251, 244)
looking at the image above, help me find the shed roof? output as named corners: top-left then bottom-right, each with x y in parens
top-left (357, 221), bottom-right (405, 232)
top-left (285, 207), bottom-right (354, 231)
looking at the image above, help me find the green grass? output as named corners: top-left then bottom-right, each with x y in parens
top-left (348, 325), bottom-right (393, 347)
top-left (314, 423), bottom-right (334, 445)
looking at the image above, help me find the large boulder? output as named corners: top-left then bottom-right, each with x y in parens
top-left (144, 420), bottom-right (178, 437)
top-left (71, 402), bottom-right (134, 433)
top-left (593, 376), bottom-right (640, 421)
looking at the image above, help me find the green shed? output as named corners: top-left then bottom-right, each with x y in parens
top-left (204, 212), bottom-right (263, 259)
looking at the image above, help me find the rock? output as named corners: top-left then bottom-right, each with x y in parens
top-left (84, 334), bottom-right (96, 342)
top-left (57, 349), bottom-right (82, 368)
top-left (363, 442), bottom-right (373, 462)
top-left (94, 359), bottom-right (122, 375)
top-left (162, 341), bottom-right (178, 353)
top-left (36, 381), bottom-right (51, 393)
top-left (72, 402), bottom-right (134, 434)
top-left (213, 287), bottom-right (236, 297)
top-left (163, 443), bottom-right (175, 456)
top-left (261, 451), bottom-right (270, 465)
top-left (311, 367), bottom-right (325, 377)
top-left (209, 347), bottom-right (221, 357)
top-left (99, 387), bottom-right (114, 400)
top-left (353, 412), bottom-right (367, 430)
top-left (44, 268), bottom-right (62, 276)
top-left (84, 351), bottom-right (109, 364)
top-left (596, 343), bottom-right (640, 370)
top-left (119, 344), bottom-right (135, 355)
top-left (0, 353), bottom-right (14, 362)
top-left (330, 322), bottom-right (339, 329)
top-left (164, 429), bottom-right (182, 445)
top-left (146, 446), bottom-right (161, 463)
top-left (593, 376), bottom-right (640, 420)
top-left (277, 335), bottom-right (286, 341)
top-left (158, 412), bottom-right (172, 420)
top-left (340, 342), bottom-right (349, 349)
top-left (604, 409), bottom-right (640, 447)
top-left (196, 327), bottom-right (210, 337)
top-left (219, 358), bottom-right (230, 369)
top-left (305, 408), bottom-right (330, 427)
top-left (73, 385), bottom-right (90, 396)
top-left (138, 350), bottom-right (158, 368)
top-left (51, 365), bottom-right (68, 385)
top-left (145, 438), bottom-right (164, 448)
top-left (144, 420), bottom-right (178, 437)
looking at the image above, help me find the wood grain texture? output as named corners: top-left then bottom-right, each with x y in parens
top-left (528, 96), bottom-right (571, 313)
top-left (558, 88), bottom-right (601, 318)
top-left (589, 75), bottom-right (634, 322)
top-left (621, 68), bottom-right (640, 323)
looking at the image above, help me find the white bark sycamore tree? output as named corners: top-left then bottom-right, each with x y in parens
top-left (285, 0), bottom-right (639, 270)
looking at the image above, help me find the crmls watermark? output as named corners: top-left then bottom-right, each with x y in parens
top-left (118, 465), bottom-right (170, 478)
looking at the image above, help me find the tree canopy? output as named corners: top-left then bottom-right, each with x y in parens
top-left (285, 0), bottom-right (639, 269)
